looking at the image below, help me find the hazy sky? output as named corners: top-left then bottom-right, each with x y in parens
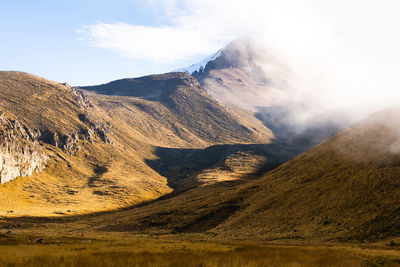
top-left (1, 0), bottom-right (400, 116)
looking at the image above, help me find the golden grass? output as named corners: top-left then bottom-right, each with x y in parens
top-left (1, 236), bottom-right (398, 267)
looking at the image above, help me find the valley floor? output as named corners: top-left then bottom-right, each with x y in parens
top-left (0, 233), bottom-right (400, 266)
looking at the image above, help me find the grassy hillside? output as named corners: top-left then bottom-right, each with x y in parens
top-left (0, 71), bottom-right (85, 134)
top-left (213, 105), bottom-right (400, 242)
top-left (0, 71), bottom-right (173, 216)
top-left (0, 71), bottom-right (275, 217)
top-left (64, 105), bottom-right (400, 243)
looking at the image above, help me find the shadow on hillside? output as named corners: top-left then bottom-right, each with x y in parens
top-left (0, 143), bottom-right (305, 226)
top-left (0, 179), bottom-right (241, 229)
top-left (0, 142), bottom-right (310, 233)
top-left (145, 143), bottom-right (305, 190)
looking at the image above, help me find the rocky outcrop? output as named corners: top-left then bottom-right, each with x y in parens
top-left (66, 83), bottom-right (93, 109)
top-left (33, 84), bottom-right (113, 154)
top-left (78, 113), bottom-right (113, 145)
top-left (39, 130), bottom-right (81, 154)
top-left (0, 111), bottom-right (48, 184)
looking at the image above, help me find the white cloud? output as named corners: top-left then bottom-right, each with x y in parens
top-left (79, 0), bottom-right (267, 63)
top-left (79, 0), bottom-right (400, 117)
top-left (81, 22), bottom-right (222, 63)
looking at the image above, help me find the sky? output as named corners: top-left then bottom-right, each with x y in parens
top-left (0, 0), bottom-right (223, 85)
top-left (0, 0), bottom-right (247, 85)
top-left (0, 0), bottom-right (400, 116)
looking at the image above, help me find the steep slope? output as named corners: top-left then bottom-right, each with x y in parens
top-left (0, 71), bottom-right (274, 217)
top-left (87, 104), bottom-right (400, 242)
top-left (0, 71), bottom-right (172, 216)
top-left (213, 104), bottom-right (400, 242)
top-left (81, 72), bottom-right (272, 146)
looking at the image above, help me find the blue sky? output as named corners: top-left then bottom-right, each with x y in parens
top-left (1, 0), bottom-right (400, 115)
top-left (0, 0), bottom-right (220, 85)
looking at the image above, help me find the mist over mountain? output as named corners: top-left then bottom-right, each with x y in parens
top-left (179, 38), bottom-right (350, 149)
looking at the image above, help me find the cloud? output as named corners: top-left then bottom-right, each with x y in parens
top-left (79, 0), bottom-right (269, 63)
top-left (79, 0), bottom-right (242, 63)
top-left (80, 22), bottom-right (223, 63)
top-left (79, 0), bottom-right (400, 118)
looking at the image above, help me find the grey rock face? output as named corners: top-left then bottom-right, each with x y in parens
top-left (0, 112), bottom-right (48, 184)
top-left (78, 113), bottom-right (113, 145)
top-left (68, 84), bottom-right (93, 108)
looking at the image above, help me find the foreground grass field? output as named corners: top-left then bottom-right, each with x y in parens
top-left (1, 236), bottom-right (400, 267)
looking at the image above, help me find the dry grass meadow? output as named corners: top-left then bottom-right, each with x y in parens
top-left (1, 235), bottom-right (400, 267)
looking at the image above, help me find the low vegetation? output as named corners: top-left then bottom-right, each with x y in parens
top-left (0, 236), bottom-right (399, 267)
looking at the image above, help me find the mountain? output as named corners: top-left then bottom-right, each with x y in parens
top-left (179, 38), bottom-right (289, 110)
top-left (0, 44), bottom-right (345, 218)
top-left (175, 50), bottom-right (222, 75)
top-left (179, 38), bottom-right (348, 149)
top-left (90, 104), bottom-right (400, 242)
top-left (0, 71), bottom-right (276, 217)
top-left (1, 48), bottom-right (398, 244)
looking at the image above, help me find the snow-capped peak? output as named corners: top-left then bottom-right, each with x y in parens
top-left (175, 50), bottom-right (222, 75)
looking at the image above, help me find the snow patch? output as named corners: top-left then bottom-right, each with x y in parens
top-left (175, 50), bottom-right (222, 75)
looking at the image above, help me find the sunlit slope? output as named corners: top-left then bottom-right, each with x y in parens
top-left (0, 71), bottom-right (173, 216)
top-left (93, 105), bottom-right (400, 242)
top-left (81, 72), bottom-right (273, 146)
top-left (0, 71), bottom-right (274, 216)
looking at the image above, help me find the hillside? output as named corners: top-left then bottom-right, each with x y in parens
top-left (0, 71), bottom-right (275, 217)
top-left (81, 72), bottom-right (272, 146)
top-left (78, 72), bottom-right (294, 190)
top-left (72, 104), bottom-right (400, 243)
top-left (0, 71), bottom-right (174, 216)
top-left (213, 104), bottom-right (400, 242)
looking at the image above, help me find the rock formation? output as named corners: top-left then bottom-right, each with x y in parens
top-left (0, 111), bottom-right (48, 183)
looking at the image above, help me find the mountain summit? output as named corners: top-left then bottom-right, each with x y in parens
top-left (178, 38), bottom-right (348, 150)
top-left (179, 38), bottom-right (289, 110)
